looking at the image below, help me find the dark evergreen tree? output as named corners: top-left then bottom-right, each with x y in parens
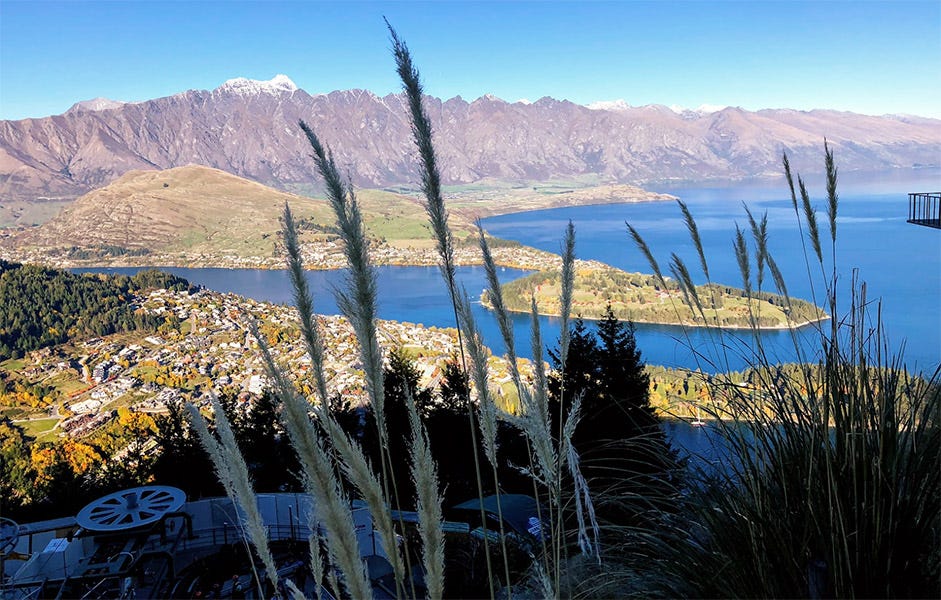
top-left (235, 392), bottom-right (300, 492)
top-left (0, 260), bottom-right (188, 359)
top-left (437, 357), bottom-right (469, 412)
top-left (152, 398), bottom-right (223, 499)
top-left (548, 306), bottom-right (680, 524)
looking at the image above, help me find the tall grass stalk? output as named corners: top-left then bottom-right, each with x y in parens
top-left (307, 527), bottom-right (325, 600)
top-left (251, 321), bottom-right (372, 599)
top-left (478, 214), bottom-right (602, 595)
top-left (281, 202), bottom-right (330, 410)
top-left (298, 119), bottom-right (420, 596)
top-left (627, 221), bottom-right (719, 374)
top-left (317, 409), bottom-right (405, 587)
top-left (404, 388), bottom-right (446, 599)
top-left (185, 400), bottom-right (276, 596)
top-left (297, 121), bottom-right (387, 440)
top-left (387, 23), bottom-right (500, 598)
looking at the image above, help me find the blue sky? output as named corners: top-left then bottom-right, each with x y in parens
top-left (2, 0), bottom-right (940, 120)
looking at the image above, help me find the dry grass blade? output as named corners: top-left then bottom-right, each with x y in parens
top-left (783, 151), bottom-right (798, 212)
top-left (799, 175), bottom-right (824, 266)
top-left (678, 199), bottom-right (710, 281)
top-left (281, 202), bottom-right (330, 410)
top-left (404, 389), bottom-right (446, 600)
top-left (766, 253), bottom-right (791, 307)
top-left (560, 394), bottom-right (600, 562)
top-left (185, 403), bottom-right (270, 597)
top-left (285, 579), bottom-right (305, 600)
top-left (558, 221), bottom-right (576, 368)
top-left (251, 321), bottom-right (371, 599)
top-left (387, 21), bottom-right (456, 294)
top-left (298, 120), bottom-right (386, 430)
top-left (318, 412), bottom-right (405, 585)
top-left (478, 222), bottom-right (519, 378)
top-left (627, 222), bottom-right (667, 289)
top-left (669, 253), bottom-right (704, 321)
top-left (208, 394), bottom-right (280, 591)
top-left (455, 286), bottom-right (499, 466)
top-left (308, 528), bottom-right (325, 600)
top-left (530, 295), bottom-right (549, 428)
top-left (825, 139), bottom-right (839, 246)
top-left (506, 388), bottom-right (557, 488)
top-left (744, 205), bottom-right (768, 292)
top-left (733, 224), bottom-right (752, 298)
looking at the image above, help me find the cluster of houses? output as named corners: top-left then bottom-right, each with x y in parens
top-left (4, 232), bottom-right (605, 274)
top-left (23, 285), bottom-right (514, 445)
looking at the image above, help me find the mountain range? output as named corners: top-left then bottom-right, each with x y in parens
top-left (1, 75), bottom-right (939, 204)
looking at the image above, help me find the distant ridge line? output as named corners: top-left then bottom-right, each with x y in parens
top-left (1, 79), bottom-right (939, 204)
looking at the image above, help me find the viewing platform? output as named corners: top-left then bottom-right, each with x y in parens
top-left (908, 192), bottom-right (941, 228)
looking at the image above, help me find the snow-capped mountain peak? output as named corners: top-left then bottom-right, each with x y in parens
top-left (66, 97), bottom-right (128, 114)
top-left (586, 99), bottom-right (632, 111)
top-left (668, 103), bottom-right (729, 115)
top-left (216, 74), bottom-right (299, 95)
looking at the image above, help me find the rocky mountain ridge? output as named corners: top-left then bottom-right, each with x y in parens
top-left (2, 76), bottom-right (938, 203)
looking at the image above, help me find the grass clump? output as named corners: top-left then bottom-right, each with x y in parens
top-left (627, 149), bottom-right (940, 598)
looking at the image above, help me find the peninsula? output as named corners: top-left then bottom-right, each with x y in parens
top-left (490, 265), bottom-right (826, 330)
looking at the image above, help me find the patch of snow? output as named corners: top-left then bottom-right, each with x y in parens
top-left (586, 99), bottom-right (632, 111)
top-left (216, 74), bottom-right (299, 95)
top-left (66, 97), bottom-right (127, 113)
top-left (668, 103), bottom-right (728, 115)
top-left (695, 103), bottom-right (728, 114)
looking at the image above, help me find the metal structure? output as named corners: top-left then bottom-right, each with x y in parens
top-left (2, 492), bottom-right (394, 599)
top-left (0, 518), bottom-right (19, 557)
top-left (76, 486), bottom-right (186, 532)
top-left (908, 192), bottom-right (941, 229)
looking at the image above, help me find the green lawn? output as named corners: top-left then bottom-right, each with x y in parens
top-left (47, 373), bottom-right (89, 395)
top-left (20, 417), bottom-right (60, 439)
top-left (1, 358), bottom-right (27, 373)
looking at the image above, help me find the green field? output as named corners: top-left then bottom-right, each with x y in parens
top-left (19, 417), bottom-right (60, 440)
top-left (1, 358), bottom-right (27, 373)
top-left (46, 372), bottom-right (90, 396)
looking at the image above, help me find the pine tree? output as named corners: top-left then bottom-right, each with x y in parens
top-left (548, 306), bottom-right (680, 524)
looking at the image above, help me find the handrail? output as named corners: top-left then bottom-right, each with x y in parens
top-left (908, 192), bottom-right (941, 228)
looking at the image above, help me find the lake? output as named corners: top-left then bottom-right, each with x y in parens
top-left (78, 170), bottom-right (941, 375)
top-left (484, 170), bottom-right (941, 374)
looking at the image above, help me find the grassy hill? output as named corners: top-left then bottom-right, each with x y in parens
top-left (15, 166), bottom-right (318, 258)
top-left (11, 165), bottom-right (482, 260)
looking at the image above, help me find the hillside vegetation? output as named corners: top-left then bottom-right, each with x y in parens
top-left (0, 261), bottom-right (189, 359)
top-left (496, 266), bottom-right (825, 328)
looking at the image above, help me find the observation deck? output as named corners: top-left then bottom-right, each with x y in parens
top-left (908, 192), bottom-right (941, 228)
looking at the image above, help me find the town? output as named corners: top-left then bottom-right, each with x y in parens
top-left (2, 285), bottom-right (527, 446)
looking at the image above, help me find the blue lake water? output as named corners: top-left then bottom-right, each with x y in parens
top-left (484, 171), bottom-right (941, 374)
top-left (79, 170), bottom-right (940, 375)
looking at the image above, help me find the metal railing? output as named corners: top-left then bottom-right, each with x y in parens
top-left (908, 192), bottom-right (941, 228)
